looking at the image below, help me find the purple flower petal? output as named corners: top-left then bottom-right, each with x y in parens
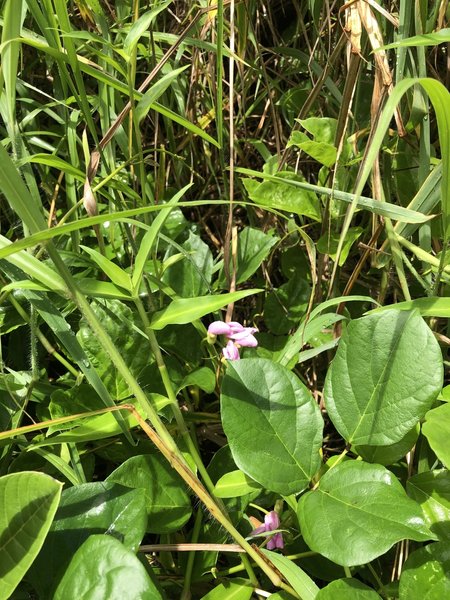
top-left (231, 329), bottom-right (258, 347)
top-left (265, 511), bottom-right (280, 531)
top-left (228, 321), bottom-right (245, 335)
top-left (208, 321), bottom-right (232, 335)
top-left (250, 524), bottom-right (267, 536)
top-left (267, 533), bottom-right (284, 550)
top-left (222, 341), bottom-right (240, 361)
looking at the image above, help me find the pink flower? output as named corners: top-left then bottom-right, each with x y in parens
top-left (251, 511), bottom-right (284, 550)
top-left (208, 321), bottom-right (234, 336)
top-left (208, 320), bottom-right (258, 361)
top-left (229, 327), bottom-right (258, 347)
top-left (222, 340), bottom-right (240, 361)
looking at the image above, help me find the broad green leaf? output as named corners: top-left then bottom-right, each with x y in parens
top-left (199, 578), bottom-right (254, 600)
top-left (80, 245), bottom-right (131, 291)
top-left (288, 131), bottom-right (337, 168)
top-left (407, 470), bottom-right (450, 540)
top-left (354, 424), bottom-right (419, 466)
top-left (77, 278), bottom-right (133, 300)
top-left (163, 231), bottom-right (213, 297)
top-left (106, 454), bottom-right (192, 533)
top-left (77, 299), bottom-right (150, 400)
top-left (29, 482), bottom-right (147, 598)
top-left (53, 534), bottom-right (163, 600)
top-left (298, 461), bottom-right (434, 567)
top-left (399, 542), bottom-right (450, 600)
top-left (324, 310), bottom-right (443, 445)
top-left (371, 296), bottom-right (450, 318)
top-left (221, 358), bottom-right (323, 495)
top-left (243, 173), bottom-right (321, 221)
top-left (179, 367), bottom-right (216, 394)
top-left (423, 402), bottom-right (450, 468)
top-left (0, 472), bottom-right (62, 600)
top-left (237, 167), bottom-right (433, 223)
top-left (299, 117), bottom-right (338, 143)
top-left (218, 227), bottom-right (279, 287)
top-left (264, 276), bottom-right (310, 334)
top-left (261, 550), bottom-right (319, 600)
top-left (48, 385), bottom-right (105, 433)
top-left (150, 289), bottom-right (262, 330)
top-left (316, 578), bottom-right (382, 599)
top-left (213, 470), bottom-right (262, 498)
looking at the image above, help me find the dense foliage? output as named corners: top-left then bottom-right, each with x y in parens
top-left (1, 1), bottom-right (450, 598)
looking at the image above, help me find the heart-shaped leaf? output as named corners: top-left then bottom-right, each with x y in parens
top-left (221, 358), bottom-right (323, 495)
top-left (298, 461), bottom-right (435, 566)
top-left (324, 310), bottom-right (442, 445)
top-left (53, 534), bottom-right (163, 600)
top-left (0, 472), bottom-right (63, 600)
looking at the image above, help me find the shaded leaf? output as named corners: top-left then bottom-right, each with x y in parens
top-left (29, 482), bottom-right (147, 597)
top-left (264, 277), bottom-right (310, 334)
top-left (106, 454), bottom-right (192, 533)
top-left (407, 470), bottom-right (450, 540)
top-left (163, 231), bottom-right (213, 297)
top-left (77, 299), bottom-right (150, 400)
top-left (399, 542), bottom-right (450, 600)
top-left (423, 402), bottom-right (450, 469)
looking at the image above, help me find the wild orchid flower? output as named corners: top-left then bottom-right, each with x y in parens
top-left (251, 511), bottom-right (284, 550)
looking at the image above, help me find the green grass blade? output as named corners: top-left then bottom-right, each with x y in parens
top-left (131, 184), bottom-right (190, 292)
